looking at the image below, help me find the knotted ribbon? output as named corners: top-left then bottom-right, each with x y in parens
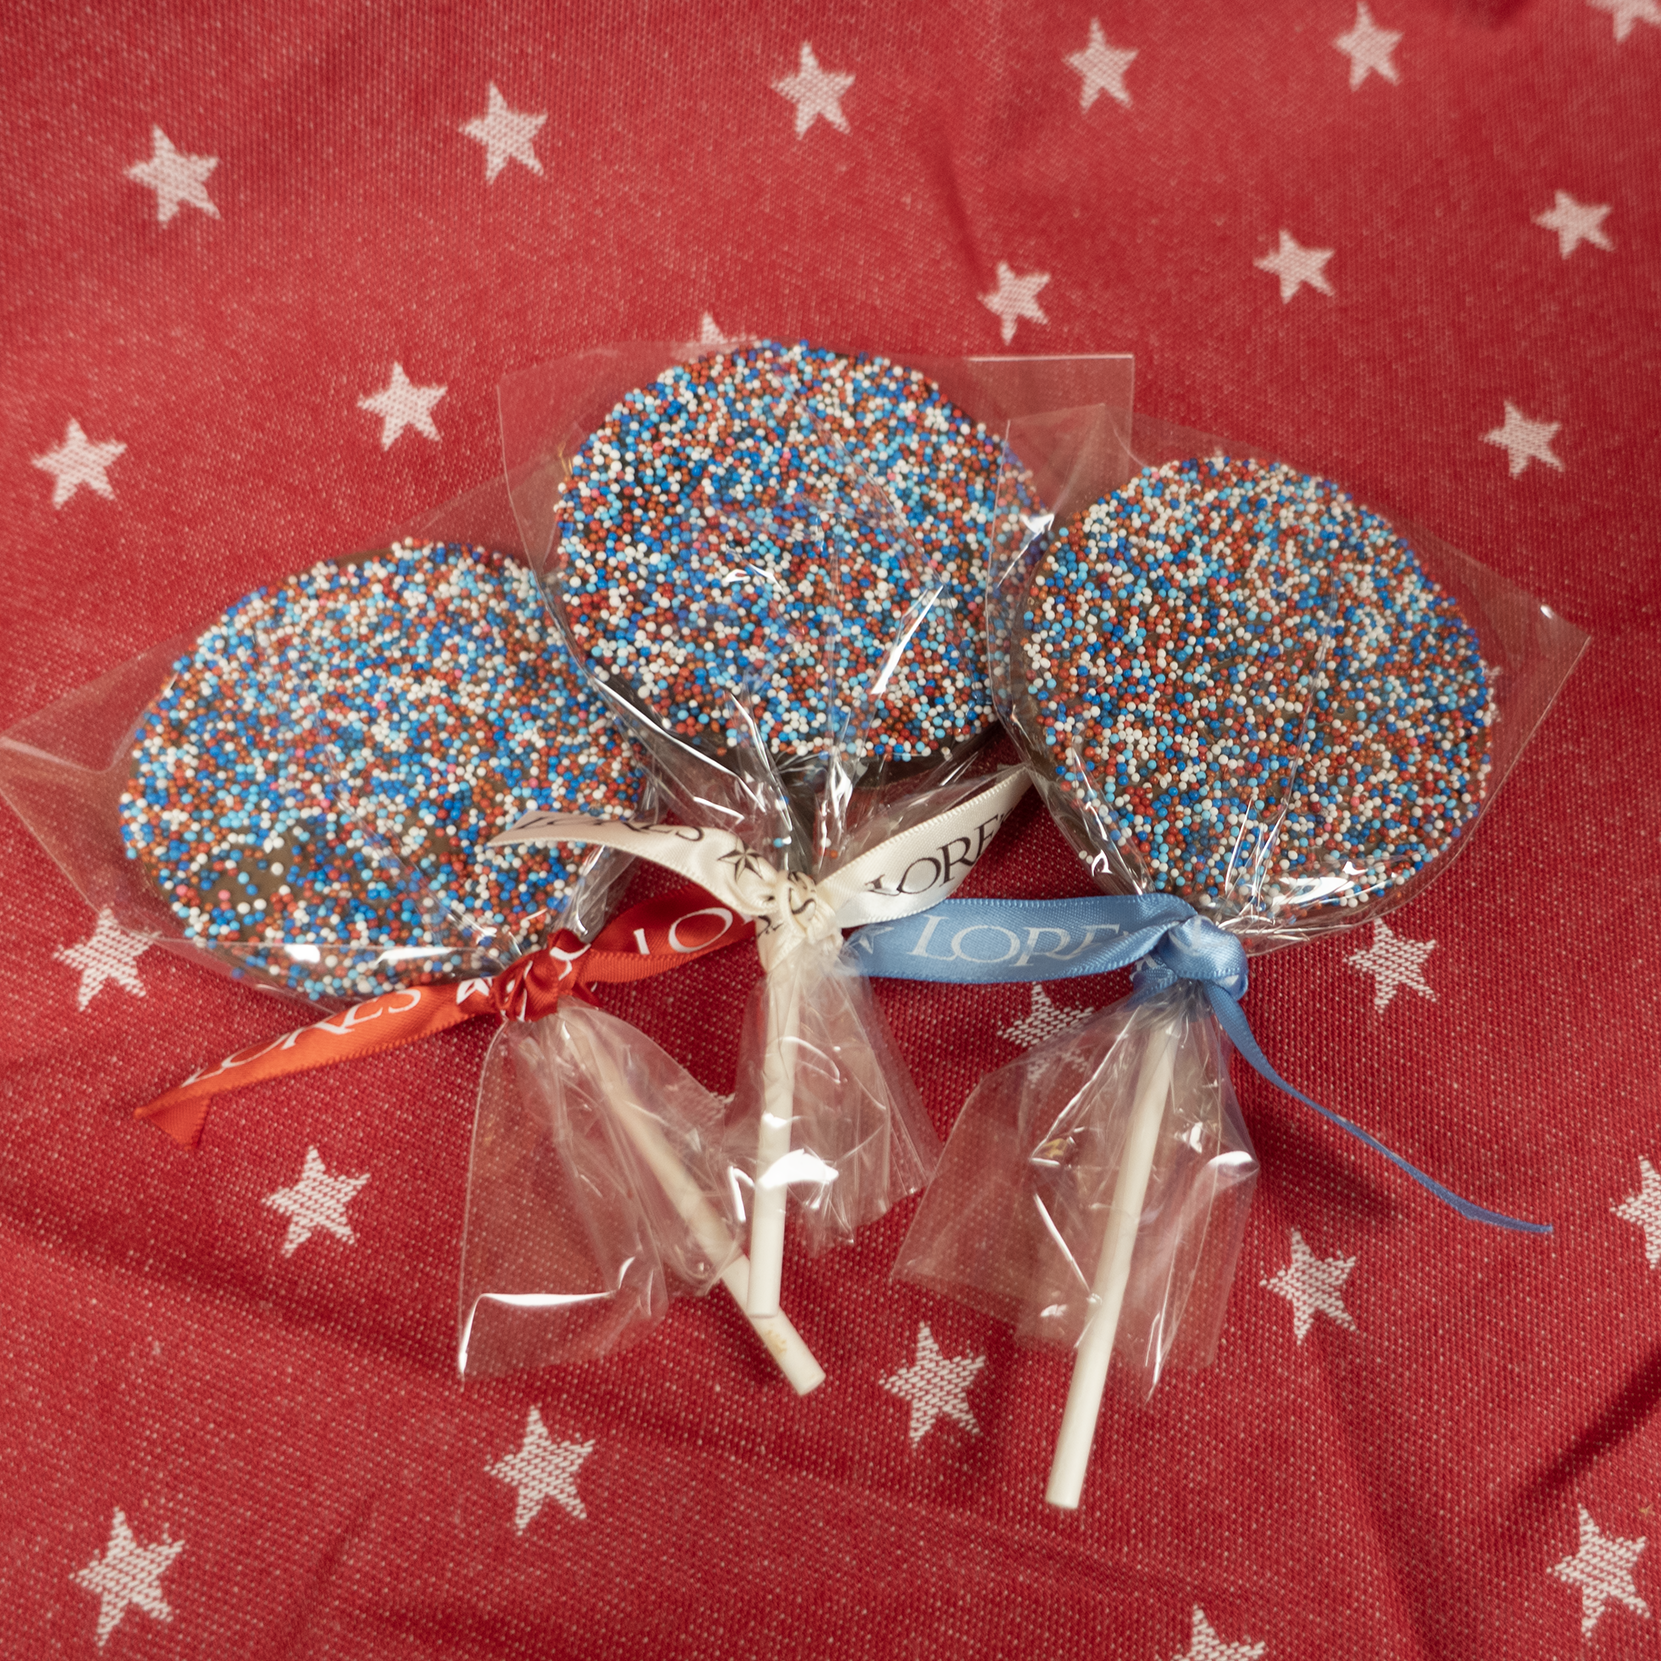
top-left (491, 768), bottom-right (1032, 954)
top-left (138, 884), bottom-right (754, 1147)
top-left (850, 892), bottom-right (1550, 1235)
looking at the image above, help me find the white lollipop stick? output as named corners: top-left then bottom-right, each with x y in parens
top-left (745, 966), bottom-right (802, 1318)
top-left (1045, 1012), bottom-right (1180, 1509)
top-left (566, 1015), bottom-right (824, 1395)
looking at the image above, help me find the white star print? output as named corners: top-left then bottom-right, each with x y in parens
top-left (1614, 1158), bottom-right (1661, 1267)
top-left (999, 983), bottom-right (1094, 1049)
top-left (1534, 190), bottom-right (1613, 259)
top-left (1333, 3), bottom-right (1402, 89)
top-left (263, 1147), bottom-right (369, 1256)
top-left (461, 83), bottom-right (546, 182)
top-left (73, 1509), bottom-right (184, 1649)
top-left (1066, 19), bottom-right (1137, 111)
top-left (1551, 1505), bottom-right (1649, 1636)
top-left (1346, 918), bottom-right (1436, 1012)
top-left (55, 910), bottom-right (149, 1011)
top-left (773, 42), bottom-right (854, 138)
top-left (357, 363), bottom-right (446, 449)
top-left (1588, 0), bottom-right (1660, 42)
top-left (1254, 230), bottom-right (1334, 303)
top-left (1262, 1227), bottom-right (1356, 1343)
top-left (32, 419), bottom-right (126, 509)
top-left (881, 1323), bottom-right (986, 1445)
top-left (126, 126), bottom-right (218, 224)
top-left (980, 261), bottom-right (1050, 344)
top-left (1170, 1605), bottom-right (1267, 1661)
top-left (489, 1407), bottom-right (594, 1531)
top-left (1482, 401), bottom-right (1563, 477)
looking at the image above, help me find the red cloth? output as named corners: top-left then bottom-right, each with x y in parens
top-left (1, 3), bottom-right (1655, 1655)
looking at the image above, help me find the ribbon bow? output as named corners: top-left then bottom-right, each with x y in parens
top-left (850, 891), bottom-right (1550, 1236)
top-left (137, 884), bottom-right (754, 1147)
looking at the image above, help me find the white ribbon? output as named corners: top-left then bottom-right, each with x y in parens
top-left (491, 766), bottom-right (1031, 956)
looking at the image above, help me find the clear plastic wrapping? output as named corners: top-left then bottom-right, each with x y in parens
top-left (460, 999), bottom-right (823, 1392)
top-left (496, 343), bottom-right (1134, 1317)
top-left (0, 477), bottom-right (636, 1008)
top-left (896, 403), bottom-right (1586, 1501)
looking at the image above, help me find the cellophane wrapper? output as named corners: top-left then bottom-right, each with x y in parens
top-left (897, 403), bottom-right (1587, 1395)
top-left (459, 999), bottom-right (745, 1379)
top-left (0, 475), bottom-right (635, 1010)
top-left (498, 344), bottom-right (1135, 1262)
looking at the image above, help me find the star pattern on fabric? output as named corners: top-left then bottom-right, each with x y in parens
top-left (773, 42), bottom-right (854, 138)
top-left (73, 1509), bottom-right (184, 1650)
top-left (1588, 0), bottom-right (1660, 42)
top-left (881, 1323), bottom-right (986, 1445)
top-left (998, 983), bottom-right (1094, 1049)
top-left (1534, 190), bottom-right (1613, 259)
top-left (680, 312), bottom-right (749, 359)
top-left (126, 126), bottom-right (218, 224)
top-left (1346, 918), bottom-right (1436, 1012)
top-left (461, 83), bottom-right (546, 181)
top-left (1262, 1227), bottom-right (1356, 1343)
top-left (489, 1407), bottom-right (595, 1531)
top-left (1254, 230), bottom-right (1334, 303)
top-left (55, 910), bottom-right (149, 1011)
top-left (980, 261), bottom-right (1050, 344)
top-left (263, 1147), bottom-right (370, 1256)
top-left (1482, 401), bottom-right (1563, 477)
top-left (1333, 3), bottom-right (1401, 89)
top-left (1066, 19), bottom-right (1137, 111)
top-left (1613, 1158), bottom-right (1661, 1267)
top-left (1169, 1606), bottom-right (1267, 1661)
top-left (357, 363), bottom-right (446, 449)
top-left (32, 419), bottom-right (126, 509)
top-left (1551, 1506), bottom-right (1649, 1636)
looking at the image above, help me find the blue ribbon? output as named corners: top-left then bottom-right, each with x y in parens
top-left (851, 895), bottom-right (1549, 1236)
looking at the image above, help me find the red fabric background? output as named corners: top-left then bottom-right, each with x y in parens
top-left (2, 2), bottom-right (1657, 1655)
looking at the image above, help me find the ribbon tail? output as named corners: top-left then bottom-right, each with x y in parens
top-left (1201, 985), bottom-right (1552, 1236)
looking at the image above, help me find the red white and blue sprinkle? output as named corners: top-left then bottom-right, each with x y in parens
top-left (554, 343), bottom-right (1015, 767)
top-left (120, 541), bottom-right (638, 1001)
top-left (1020, 457), bottom-right (1494, 926)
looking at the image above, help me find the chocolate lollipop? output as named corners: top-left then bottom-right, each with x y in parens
top-left (120, 540), bottom-right (639, 1002)
top-left (524, 344), bottom-right (1032, 1319)
top-left (888, 440), bottom-right (1575, 1510)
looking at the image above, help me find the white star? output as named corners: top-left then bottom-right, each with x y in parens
top-left (460, 83), bottom-right (546, 182)
top-left (263, 1146), bottom-right (370, 1256)
top-left (1534, 190), bottom-right (1613, 259)
top-left (1614, 1158), bottom-right (1661, 1267)
top-left (55, 909), bottom-right (149, 1011)
top-left (1254, 229), bottom-right (1335, 303)
top-left (357, 363), bottom-right (446, 449)
top-left (1346, 918), bottom-right (1436, 1012)
top-left (998, 983), bottom-right (1094, 1049)
top-left (1262, 1227), bottom-right (1356, 1344)
top-left (73, 1509), bottom-right (184, 1649)
top-left (32, 419), bottom-right (126, 509)
top-left (489, 1407), bottom-right (594, 1531)
top-left (881, 1323), bottom-right (986, 1445)
top-left (1333, 3), bottom-right (1402, 89)
top-left (126, 126), bottom-right (218, 225)
top-left (1170, 1605), bottom-right (1267, 1661)
top-left (1066, 19), bottom-right (1138, 111)
top-left (1482, 401), bottom-right (1563, 477)
top-left (773, 42), bottom-right (854, 138)
top-left (679, 312), bottom-right (749, 360)
top-left (1589, 0), bottom-right (1661, 42)
top-left (980, 261), bottom-right (1050, 345)
top-left (1551, 1505), bottom-right (1649, 1636)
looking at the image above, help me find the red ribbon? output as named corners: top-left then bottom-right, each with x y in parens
top-left (139, 885), bottom-right (753, 1148)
